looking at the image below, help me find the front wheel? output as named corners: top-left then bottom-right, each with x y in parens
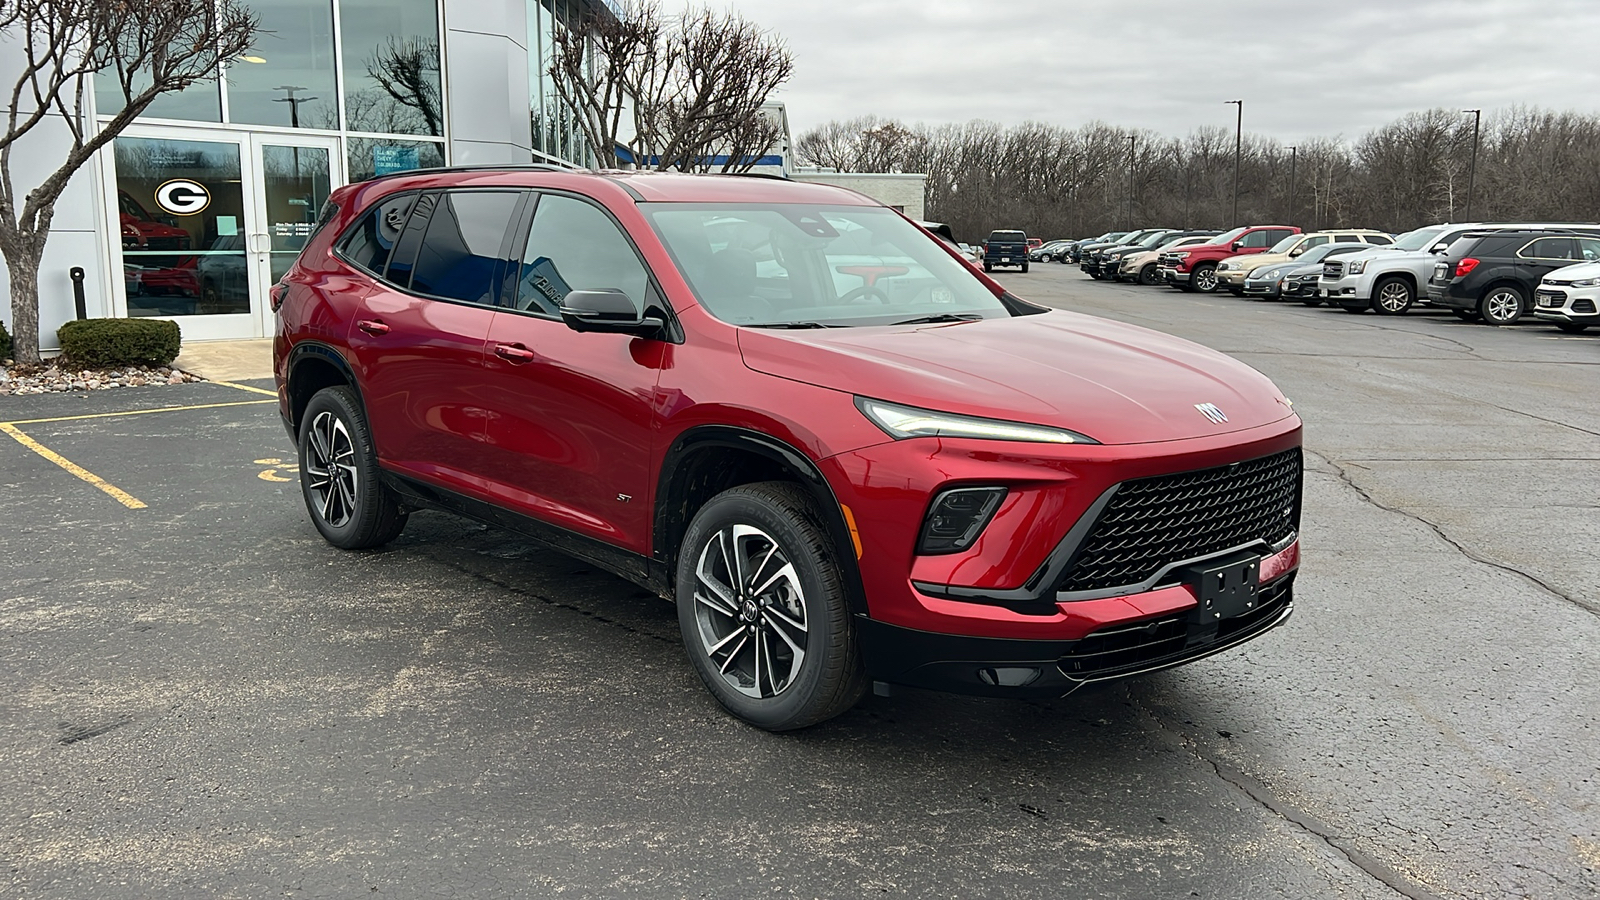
top-left (677, 482), bottom-right (866, 731)
top-left (298, 386), bottom-right (408, 549)
top-left (1478, 286), bottom-right (1527, 326)
top-left (1138, 263), bottom-right (1159, 286)
top-left (1191, 263), bottom-right (1219, 293)
top-left (1371, 277), bottom-right (1415, 315)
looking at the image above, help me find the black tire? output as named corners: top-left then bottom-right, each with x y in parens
top-left (1301, 299), bottom-right (1323, 307)
top-left (1341, 305), bottom-right (1367, 313)
top-left (1191, 263), bottom-right (1219, 293)
top-left (1556, 322), bottom-right (1590, 333)
top-left (676, 482), bottom-right (866, 731)
top-left (1477, 285), bottom-right (1527, 326)
top-left (298, 386), bottom-right (408, 550)
top-left (1370, 277), bottom-right (1415, 315)
top-left (1451, 309), bottom-right (1481, 321)
top-left (983, 263), bottom-right (992, 273)
top-left (1021, 262), bottom-right (1029, 273)
top-left (1227, 286), bottom-right (1245, 298)
top-left (1138, 263), bottom-right (1159, 286)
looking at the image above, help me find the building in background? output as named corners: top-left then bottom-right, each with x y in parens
top-left (1, 0), bottom-right (608, 349)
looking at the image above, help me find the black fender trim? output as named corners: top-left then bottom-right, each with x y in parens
top-left (283, 341), bottom-right (363, 429)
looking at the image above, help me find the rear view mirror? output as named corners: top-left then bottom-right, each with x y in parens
top-left (559, 289), bottom-right (662, 337)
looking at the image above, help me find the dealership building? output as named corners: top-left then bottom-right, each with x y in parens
top-left (0, 0), bottom-right (618, 350)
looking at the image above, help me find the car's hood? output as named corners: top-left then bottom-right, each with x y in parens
top-left (738, 311), bottom-right (1295, 446)
top-left (1546, 261), bottom-right (1600, 281)
top-left (1339, 246), bottom-right (1414, 263)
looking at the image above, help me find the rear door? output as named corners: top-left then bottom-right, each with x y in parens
top-left (343, 189), bottom-right (526, 489)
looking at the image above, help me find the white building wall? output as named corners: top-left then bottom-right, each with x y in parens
top-left (441, 0), bottom-right (534, 166)
top-left (0, 38), bottom-right (111, 355)
top-left (790, 171), bottom-right (927, 220)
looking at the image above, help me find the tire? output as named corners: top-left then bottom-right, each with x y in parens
top-left (1301, 299), bottom-right (1323, 307)
top-left (1451, 309), bottom-right (1481, 321)
top-left (1021, 262), bottom-right (1029, 273)
top-left (1556, 322), bottom-right (1590, 334)
top-left (1191, 263), bottom-right (1219, 293)
top-left (1341, 305), bottom-right (1367, 313)
top-left (1227, 286), bottom-right (1245, 298)
top-left (983, 263), bottom-right (992, 273)
top-left (676, 482), bottom-right (867, 731)
top-left (1371, 277), bottom-right (1414, 315)
top-left (298, 386), bottom-right (408, 550)
top-left (1138, 263), bottom-right (1159, 286)
top-left (1477, 285), bottom-right (1527, 326)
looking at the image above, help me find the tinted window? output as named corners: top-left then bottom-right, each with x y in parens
top-left (1334, 234), bottom-right (1361, 243)
top-left (1578, 238), bottom-right (1600, 261)
top-left (408, 191), bottom-right (523, 304)
top-left (516, 194), bottom-right (649, 316)
top-left (1240, 230), bottom-right (1276, 249)
top-left (989, 231), bottom-right (1026, 242)
top-left (1367, 235), bottom-right (1393, 245)
top-left (384, 193), bottom-right (436, 286)
top-left (339, 193), bottom-right (419, 274)
top-left (1523, 238), bottom-right (1577, 260)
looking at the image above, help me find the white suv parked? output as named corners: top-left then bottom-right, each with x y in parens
top-left (1533, 261), bottom-right (1600, 333)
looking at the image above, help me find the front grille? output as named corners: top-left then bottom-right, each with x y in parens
top-left (1537, 289), bottom-right (1568, 307)
top-left (1323, 261), bottom-right (1344, 279)
top-left (1057, 577), bottom-right (1292, 679)
top-left (1159, 253), bottom-right (1180, 266)
top-left (1057, 448), bottom-right (1302, 594)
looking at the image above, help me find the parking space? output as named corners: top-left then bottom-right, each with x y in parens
top-left (3, 276), bottom-right (1599, 897)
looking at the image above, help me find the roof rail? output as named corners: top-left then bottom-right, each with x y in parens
top-left (363, 162), bottom-right (583, 183)
top-left (711, 171), bottom-right (791, 181)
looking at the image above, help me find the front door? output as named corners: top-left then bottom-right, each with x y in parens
top-left (249, 135), bottom-right (342, 337)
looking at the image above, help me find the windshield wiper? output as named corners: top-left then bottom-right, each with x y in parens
top-left (750, 321), bottom-right (842, 329)
top-left (888, 313), bottom-right (986, 326)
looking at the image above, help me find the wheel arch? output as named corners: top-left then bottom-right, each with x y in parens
top-left (285, 341), bottom-right (362, 434)
top-left (655, 426), bottom-right (868, 615)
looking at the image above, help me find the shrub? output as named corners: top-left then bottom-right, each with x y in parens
top-left (57, 318), bottom-right (182, 369)
top-left (0, 317), bottom-right (11, 361)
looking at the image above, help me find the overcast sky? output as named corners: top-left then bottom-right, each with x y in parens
top-left (662, 0), bottom-right (1600, 143)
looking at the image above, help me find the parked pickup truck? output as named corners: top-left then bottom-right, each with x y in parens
top-left (1158, 225), bottom-right (1299, 292)
top-left (983, 230), bottom-right (1030, 273)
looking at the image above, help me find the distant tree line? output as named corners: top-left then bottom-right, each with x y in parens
top-left (794, 107), bottom-right (1600, 242)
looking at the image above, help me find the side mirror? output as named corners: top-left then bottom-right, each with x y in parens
top-left (1288, 247), bottom-right (1304, 257)
top-left (558, 289), bottom-right (662, 337)
top-left (1231, 241), bottom-right (1244, 251)
top-left (1431, 243), bottom-right (1449, 254)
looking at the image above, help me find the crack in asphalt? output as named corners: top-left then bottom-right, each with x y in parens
top-left (1126, 693), bottom-right (1449, 900)
top-left (1309, 448), bottom-right (1600, 620)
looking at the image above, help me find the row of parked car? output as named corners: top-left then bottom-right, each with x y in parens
top-left (1045, 223), bottom-right (1600, 331)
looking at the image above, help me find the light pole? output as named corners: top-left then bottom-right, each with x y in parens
top-left (1287, 145), bottom-right (1297, 226)
top-left (1463, 108), bottom-right (1481, 221)
top-left (1127, 133), bottom-right (1136, 230)
top-left (1226, 99), bottom-right (1243, 226)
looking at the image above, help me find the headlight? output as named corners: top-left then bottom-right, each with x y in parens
top-left (1571, 277), bottom-right (1600, 287)
top-left (1256, 268), bottom-right (1285, 281)
top-left (1347, 260), bottom-right (1368, 275)
top-left (1218, 262), bottom-right (1234, 271)
top-left (1174, 251), bottom-right (1190, 259)
top-left (856, 397), bottom-right (1098, 444)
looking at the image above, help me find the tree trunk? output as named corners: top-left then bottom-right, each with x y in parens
top-left (3, 237), bottom-right (44, 366)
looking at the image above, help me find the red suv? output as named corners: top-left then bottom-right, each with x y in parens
top-left (273, 167), bottom-right (1303, 730)
top-left (1158, 225), bottom-right (1300, 293)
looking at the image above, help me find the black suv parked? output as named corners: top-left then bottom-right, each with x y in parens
top-left (1426, 229), bottom-right (1600, 325)
top-left (983, 230), bottom-right (1029, 272)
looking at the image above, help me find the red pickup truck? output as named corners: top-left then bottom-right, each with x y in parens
top-left (1157, 225), bottom-right (1300, 293)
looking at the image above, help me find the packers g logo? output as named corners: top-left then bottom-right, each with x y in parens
top-left (154, 179), bottom-right (211, 216)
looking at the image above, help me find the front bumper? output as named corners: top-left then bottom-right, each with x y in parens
top-left (1161, 266), bottom-right (1191, 286)
top-left (1242, 278), bottom-right (1282, 298)
top-left (1533, 287), bottom-right (1600, 323)
top-left (1218, 269), bottom-right (1250, 287)
top-left (859, 570), bottom-right (1296, 698)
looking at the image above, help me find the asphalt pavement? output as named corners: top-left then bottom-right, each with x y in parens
top-left (1, 272), bottom-right (1596, 898)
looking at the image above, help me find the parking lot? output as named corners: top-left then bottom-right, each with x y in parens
top-left (2, 266), bottom-right (1597, 898)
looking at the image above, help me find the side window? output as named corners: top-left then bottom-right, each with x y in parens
top-left (408, 191), bottom-right (524, 305)
top-left (515, 194), bottom-right (649, 316)
top-left (1241, 230), bottom-right (1274, 249)
top-left (383, 193), bottom-right (436, 287)
top-left (1524, 238), bottom-right (1576, 260)
top-left (1334, 234), bottom-right (1360, 243)
top-left (1578, 238), bottom-right (1600, 261)
top-left (1367, 235), bottom-right (1393, 245)
top-left (338, 192), bottom-right (417, 274)
top-left (1303, 235), bottom-right (1329, 250)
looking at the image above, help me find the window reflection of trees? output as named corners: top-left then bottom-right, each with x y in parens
top-left (345, 38), bottom-right (442, 136)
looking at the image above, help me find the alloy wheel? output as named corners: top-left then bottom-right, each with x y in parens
top-left (1194, 267), bottom-right (1218, 292)
top-left (304, 410), bottom-right (359, 527)
top-left (1482, 289), bottom-right (1523, 324)
top-left (1376, 281), bottom-right (1411, 313)
top-left (692, 524), bottom-right (808, 699)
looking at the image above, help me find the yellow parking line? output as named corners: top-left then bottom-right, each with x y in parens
top-left (209, 379), bottom-right (278, 397)
top-left (3, 399), bottom-right (274, 427)
top-left (0, 422), bottom-right (147, 509)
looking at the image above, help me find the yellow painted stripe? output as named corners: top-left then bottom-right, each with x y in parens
top-left (208, 379), bottom-right (279, 397)
top-left (0, 422), bottom-right (147, 509)
top-left (2, 398), bottom-right (274, 427)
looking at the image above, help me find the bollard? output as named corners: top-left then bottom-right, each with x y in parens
top-left (69, 266), bottom-right (86, 319)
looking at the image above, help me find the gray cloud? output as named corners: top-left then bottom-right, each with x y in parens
top-left (668, 0), bottom-right (1600, 142)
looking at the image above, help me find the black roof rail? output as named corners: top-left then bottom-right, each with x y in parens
top-left (711, 171), bottom-right (791, 181)
top-left (362, 162), bottom-right (584, 184)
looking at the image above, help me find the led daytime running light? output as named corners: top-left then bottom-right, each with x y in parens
top-left (857, 398), bottom-right (1097, 445)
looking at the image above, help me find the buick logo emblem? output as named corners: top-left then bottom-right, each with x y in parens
top-left (154, 179), bottom-right (211, 216)
top-left (1195, 403), bottom-right (1228, 424)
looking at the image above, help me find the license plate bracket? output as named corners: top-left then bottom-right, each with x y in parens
top-left (1183, 553), bottom-right (1262, 624)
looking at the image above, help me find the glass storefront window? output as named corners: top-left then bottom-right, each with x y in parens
top-left (260, 144), bottom-right (333, 283)
top-left (114, 137), bottom-right (249, 316)
top-left (346, 137), bottom-right (444, 183)
top-left (96, 73), bottom-right (222, 123)
top-left (340, 0), bottom-right (443, 137)
top-left (228, 1), bottom-right (338, 129)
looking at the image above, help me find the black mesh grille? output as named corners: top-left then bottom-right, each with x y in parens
top-left (1058, 448), bottom-right (1301, 593)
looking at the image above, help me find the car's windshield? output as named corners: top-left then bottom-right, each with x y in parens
top-left (645, 203), bottom-right (1011, 328)
top-left (1205, 226), bottom-right (1250, 247)
top-left (1135, 231), bottom-right (1172, 248)
top-left (1268, 235), bottom-right (1302, 254)
top-left (1295, 243), bottom-right (1346, 264)
top-left (1391, 226), bottom-right (1448, 252)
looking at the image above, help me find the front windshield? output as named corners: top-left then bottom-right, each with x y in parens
top-left (1206, 226), bottom-right (1249, 247)
top-left (1295, 244), bottom-right (1343, 264)
top-left (645, 203), bottom-right (1010, 328)
top-left (1135, 231), bottom-right (1172, 248)
top-left (1391, 226), bottom-right (1448, 252)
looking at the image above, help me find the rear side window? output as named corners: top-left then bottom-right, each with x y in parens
top-left (515, 194), bottom-right (650, 316)
top-left (1366, 235), bottom-right (1393, 245)
top-left (1334, 234), bottom-right (1360, 243)
top-left (409, 191), bottom-right (525, 305)
top-left (989, 231), bottom-right (1025, 242)
top-left (339, 193), bottom-right (418, 274)
top-left (1523, 237), bottom-right (1577, 260)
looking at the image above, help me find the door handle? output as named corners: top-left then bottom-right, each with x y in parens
top-left (357, 319), bottom-right (390, 336)
top-left (493, 342), bottom-right (536, 364)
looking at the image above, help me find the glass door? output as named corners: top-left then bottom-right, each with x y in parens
top-left (250, 135), bottom-right (342, 336)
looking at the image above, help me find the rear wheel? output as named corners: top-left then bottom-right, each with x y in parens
top-left (1556, 322), bottom-right (1590, 333)
top-left (1021, 262), bottom-right (1029, 273)
top-left (982, 263), bottom-right (992, 273)
top-left (1478, 286), bottom-right (1527, 326)
top-left (1191, 263), bottom-right (1219, 293)
top-left (298, 386), bottom-right (408, 549)
top-left (676, 482), bottom-right (866, 731)
top-left (1371, 277), bottom-right (1414, 315)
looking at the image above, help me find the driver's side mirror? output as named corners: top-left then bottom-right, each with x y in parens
top-left (1431, 242), bottom-right (1449, 254)
top-left (559, 289), bottom-right (664, 337)
top-left (1288, 247), bottom-right (1304, 257)
top-left (1231, 241), bottom-right (1244, 251)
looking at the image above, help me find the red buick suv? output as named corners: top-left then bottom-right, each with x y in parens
top-left (273, 167), bottom-right (1303, 730)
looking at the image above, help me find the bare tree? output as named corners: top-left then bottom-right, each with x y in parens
top-left (364, 37), bottom-right (442, 137)
top-left (550, 2), bottom-right (792, 173)
top-left (0, 0), bottom-right (256, 365)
